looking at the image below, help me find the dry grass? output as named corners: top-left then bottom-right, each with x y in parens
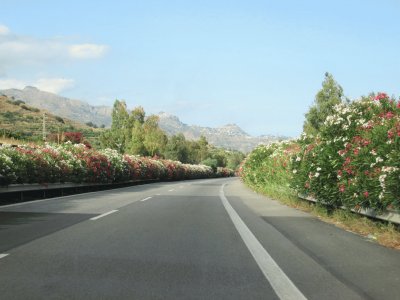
top-left (0, 136), bottom-right (24, 145)
top-left (0, 136), bottom-right (39, 147)
top-left (247, 182), bottom-right (400, 250)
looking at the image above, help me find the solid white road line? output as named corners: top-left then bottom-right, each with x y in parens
top-left (140, 197), bottom-right (152, 202)
top-left (168, 189), bottom-right (174, 192)
top-left (90, 210), bottom-right (118, 221)
top-left (0, 254), bottom-right (9, 259)
top-left (219, 184), bottom-right (307, 300)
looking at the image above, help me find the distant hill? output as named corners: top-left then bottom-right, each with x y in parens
top-left (0, 87), bottom-right (287, 152)
top-left (0, 86), bottom-right (112, 127)
top-left (157, 112), bottom-right (285, 153)
top-left (0, 95), bottom-right (99, 143)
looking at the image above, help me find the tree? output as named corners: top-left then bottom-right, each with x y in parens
top-left (201, 158), bottom-right (219, 172)
top-left (100, 100), bottom-right (130, 153)
top-left (126, 106), bottom-right (147, 155)
top-left (85, 121), bottom-right (97, 128)
top-left (208, 147), bottom-right (227, 167)
top-left (111, 100), bottom-right (130, 152)
top-left (143, 115), bottom-right (167, 156)
top-left (303, 73), bottom-right (346, 134)
top-left (164, 134), bottom-right (189, 163)
top-left (226, 151), bottom-right (245, 170)
top-left (127, 120), bottom-right (147, 155)
top-left (129, 106), bottom-right (145, 124)
top-left (197, 135), bottom-right (209, 162)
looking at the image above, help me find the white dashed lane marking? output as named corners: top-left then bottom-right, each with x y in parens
top-left (90, 210), bottom-right (118, 221)
top-left (140, 197), bottom-right (152, 202)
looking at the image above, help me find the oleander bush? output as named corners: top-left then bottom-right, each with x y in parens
top-left (240, 93), bottom-right (400, 211)
top-left (238, 140), bottom-right (299, 198)
top-left (0, 142), bottom-right (232, 186)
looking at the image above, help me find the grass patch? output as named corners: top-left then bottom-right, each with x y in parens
top-left (0, 136), bottom-right (41, 147)
top-left (244, 181), bottom-right (400, 250)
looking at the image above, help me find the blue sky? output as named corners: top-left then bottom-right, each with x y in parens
top-left (1, 0), bottom-right (399, 137)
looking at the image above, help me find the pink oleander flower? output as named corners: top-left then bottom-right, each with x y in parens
top-left (385, 111), bottom-right (394, 119)
top-left (374, 92), bottom-right (388, 101)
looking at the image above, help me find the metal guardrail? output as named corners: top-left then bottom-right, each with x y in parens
top-left (0, 179), bottom-right (159, 205)
top-left (298, 194), bottom-right (400, 225)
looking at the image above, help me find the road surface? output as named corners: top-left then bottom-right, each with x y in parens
top-left (0, 178), bottom-right (399, 299)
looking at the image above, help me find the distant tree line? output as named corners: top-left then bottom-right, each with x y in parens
top-left (99, 100), bottom-right (245, 170)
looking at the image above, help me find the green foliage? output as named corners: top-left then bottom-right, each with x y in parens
top-left (20, 104), bottom-right (39, 112)
top-left (0, 128), bottom-right (33, 140)
top-left (143, 116), bottom-right (168, 156)
top-left (292, 93), bottom-right (400, 211)
top-left (100, 100), bottom-right (129, 153)
top-left (103, 101), bottom-right (168, 156)
top-left (226, 151), bottom-right (246, 170)
top-left (240, 142), bottom-right (298, 192)
top-left (127, 120), bottom-right (147, 155)
top-left (164, 134), bottom-right (189, 162)
top-left (111, 100), bottom-right (130, 152)
top-left (304, 73), bottom-right (346, 134)
top-left (208, 148), bottom-right (227, 168)
top-left (85, 121), bottom-right (97, 128)
top-left (201, 158), bottom-right (219, 172)
top-left (6, 99), bottom-right (25, 106)
top-left (1, 111), bottom-right (19, 121)
top-left (0, 143), bottom-right (234, 186)
top-left (55, 116), bottom-right (65, 123)
top-left (102, 100), bottom-right (244, 173)
top-left (241, 92), bottom-right (400, 212)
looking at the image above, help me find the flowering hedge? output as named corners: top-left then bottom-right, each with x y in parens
top-left (216, 167), bottom-right (235, 178)
top-left (240, 93), bottom-right (400, 212)
top-left (238, 141), bottom-right (299, 193)
top-left (0, 143), bottom-right (232, 186)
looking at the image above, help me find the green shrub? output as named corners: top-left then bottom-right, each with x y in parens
top-left (291, 93), bottom-right (400, 211)
top-left (241, 93), bottom-right (400, 212)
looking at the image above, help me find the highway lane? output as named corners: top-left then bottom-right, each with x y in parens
top-left (0, 178), bottom-right (399, 299)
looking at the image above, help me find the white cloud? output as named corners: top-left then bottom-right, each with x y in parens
top-left (69, 44), bottom-right (108, 59)
top-left (0, 77), bottom-right (75, 94)
top-left (0, 78), bottom-right (26, 90)
top-left (0, 25), bottom-right (10, 35)
top-left (35, 78), bottom-right (75, 93)
top-left (0, 26), bottom-right (108, 71)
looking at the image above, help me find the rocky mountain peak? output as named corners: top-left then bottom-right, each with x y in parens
top-left (218, 123), bottom-right (248, 136)
top-left (24, 86), bottom-right (39, 91)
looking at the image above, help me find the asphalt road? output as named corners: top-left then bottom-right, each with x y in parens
top-left (0, 178), bottom-right (399, 299)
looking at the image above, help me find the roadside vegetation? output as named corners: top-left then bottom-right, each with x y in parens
top-left (239, 73), bottom-right (400, 249)
top-left (0, 96), bottom-right (102, 147)
top-left (0, 142), bottom-right (233, 186)
top-left (99, 100), bottom-right (244, 170)
top-left (0, 95), bottom-right (238, 186)
top-left (0, 95), bottom-right (244, 172)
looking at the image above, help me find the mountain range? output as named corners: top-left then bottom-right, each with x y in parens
top-left (0, 87), bottom-right (286, 152)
